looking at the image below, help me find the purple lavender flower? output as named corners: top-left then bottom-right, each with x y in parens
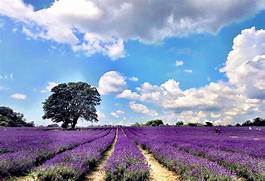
top-left (105, 129), bottom-right (149, 181)
top-left (0, 128), bottom-right (110, 178)
top-left (35, 129), bottom-right (115, 180)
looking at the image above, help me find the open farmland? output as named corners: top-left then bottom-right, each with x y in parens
top-left (2, 0), bottom-right (265, 180)
top-left (0, 127), bottom-right (265, 181)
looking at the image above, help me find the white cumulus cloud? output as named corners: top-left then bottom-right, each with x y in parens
top-left (98, 71), bottom-right (127, 95)
top-left (117, 78), bottom-right (263, 124)
top-left (0, 0), bottom-right (125, 60)
top-left (96, 28), bottom-right (265, 124)
top-left (221, 27), bottom-right (265, 99)
top-left (110, 110), bottom-right (124, 118)
top-left (128, 76), bottom-right (139, 82)
top-left (117, 89), bottom-right (141, 100)
top-left (41, 82), bottom-right (58, 93)
top-left (129, 101), bottom-right (158, 116)
top-left (184, 69), bottom-right (192, 73)
top-left (10, 93), bottom-right (27, 100)
top-left (175, 60), bottom-right (183, 67)
top-left (1, 0), bottom-right (265, 59)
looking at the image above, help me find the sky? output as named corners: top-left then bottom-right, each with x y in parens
top-left (1, 0), bottom-right (265, 126)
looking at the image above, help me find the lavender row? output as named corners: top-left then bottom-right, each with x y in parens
top-left (130, 127), bottom-right (265, 179)
top-left (176, 144), bottom-right (265, 180)
top-left (0, 128), bottom-right (102, 154)
top-left (130, 126), bottom-right (265, 158)
top-left (126, 128), bottom-right (235, 180)
top-left (184, 136), bottom-right (265, 159)
top-left (135, 127), bottom-right (265, 179)
top-left (0, 129), bottom-right (109, 178)
top-left (104, 129), bottom-right (149, 181)
top-left (165, 127), bottom-right (265, 159)
top-left (33, 129), bottom-right (116, 180)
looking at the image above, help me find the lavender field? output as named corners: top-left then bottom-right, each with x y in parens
top-left (2, 0), bottom-right (265, 180)
top-left (0, 127), bottom-right (265, 181)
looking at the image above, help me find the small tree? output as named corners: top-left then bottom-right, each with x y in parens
top-left (253, 117), bottom-right (265, 126)
top-left (47, 124), bottom-right (59, 128)
top-left (242, 120), bottom-right (252, 127)
top-left (176, 121), bottom-right (184, 126)
top-left (145, 119), bottom-right (164, 126)
top-left (0, 106), bottom-right (34, 127)
top-left (205, 121), bottom-right (213, 127)
top-left (132, 122), bottom-right (141, 127)
top-left (235, 123), bottom-right (241, 127)
top-left (187, 123), bottom-right (198, 127)
top-left (42, 82), bottom-right (101, 129)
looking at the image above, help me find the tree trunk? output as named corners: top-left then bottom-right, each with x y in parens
top-left (71, 116), bottom-right (79, 129)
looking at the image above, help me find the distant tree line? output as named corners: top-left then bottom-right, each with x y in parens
top-left (132, 119), bottom-right (164, 127)
top-left (144, 119), bottom-right (164, 126)
top-left (177, 118), bottom-right (265, 127)
top-left (132, 120), bottom-right (215, 127)
top-left (236, 117), bottom-right (265, 127)
top-left (176, 121), bottom-right (184, 126)
top-left (176, 121), bottom-right (208, 127)
top-left (133, 118), bottom-right (265, 127)
top-left (0, 106), bottom-right (34, 127)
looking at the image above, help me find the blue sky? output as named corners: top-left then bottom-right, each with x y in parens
top-left (1, 0), bottom-right (265, 126)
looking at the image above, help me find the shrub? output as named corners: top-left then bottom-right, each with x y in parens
top-left (34, 166), bottom-right (78, 181)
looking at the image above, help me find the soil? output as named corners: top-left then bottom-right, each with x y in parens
top-left (138, 146), bottom-right (180, 181)
top-left (85, 129), bottom-right (118, 181)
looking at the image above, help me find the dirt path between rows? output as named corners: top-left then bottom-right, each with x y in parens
top-left (12, 176), bottom-right (35, 181)
top-left (85, 128), bottom-right (118, 181)
top-left (124, 128), bottom-right (179, 180)
top-left (138, 146), bottom-right (180, 181)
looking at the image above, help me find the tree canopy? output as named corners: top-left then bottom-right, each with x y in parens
top-left (205, 121), bottom-right (213, 127)
top-left (176, 121), bottom-right (184, 126)
top-left (42, 82), bottom-right (101, 129)
top-left (145, 119), bottom-right (164, 126)
top-left (0, 106), bottom-right (34, 127)
top-left (241, 117), bottom-right (265, 127)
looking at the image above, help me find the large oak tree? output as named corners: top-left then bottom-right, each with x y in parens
top-left (42, 82), bottom-right (101, 129)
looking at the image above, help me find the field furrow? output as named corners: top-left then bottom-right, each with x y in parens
top-left (138, 145), bottom-right (180, 181)
top-left (85, 128), bottom-right (118, 181)
top-left (1, 126), bottom-right (265, 181)
top-left (104, 128), bottom-right (150, 181)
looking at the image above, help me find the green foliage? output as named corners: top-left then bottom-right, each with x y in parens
top-left (176, 121), bottom-right (184, 126)
top-left (47, 124), bottom-right (59, 128)
top-left (235, 123), bottom-right (241, 127)
top-left (242, 117), bottom-right (265, 126)
top-left (144, 119), bottom-right (164, 127)
top-left (187, 123), bottom-right (198, 127)
top-left (186, 122), bottom-right (205, 127)
top-left (242, 120), bottom-right (252, 127)
top-left (205, 122), bottom-right (213, 127)
top-left (42, 82), bottom-right (101, 129)
top-left (131, 122), bottom-right (142, 127)
top-left (34, 166), bottom-right (78, 181)
top-left (105, 166), bottom-right (149, 181)
top-left (0, 106), bottom-right (34, 127)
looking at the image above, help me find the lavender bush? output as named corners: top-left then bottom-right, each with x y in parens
top-left (34, 129), bottom-right (115, 180)
top-left (125, 127), bottom-right (265, 180)
top-left (104, 129), bottom-right (149, 181)
top-left (0, 128), bottom-right (108, 178)
top-left (1, 126), bottom-right (265, 181)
